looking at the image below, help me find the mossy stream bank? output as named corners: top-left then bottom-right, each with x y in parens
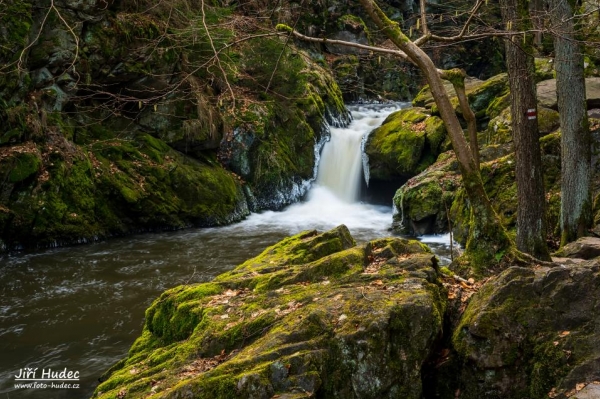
top-left (94, 226), bottom-right (600, 399)
top-left (0, 0), bottom-right (353, 252)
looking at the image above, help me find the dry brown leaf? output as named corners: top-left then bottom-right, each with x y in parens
top-left (576, 383), bottom-right (586, 391)
top-left (559, 331), bottom-right (570, 337)
top-left (548, 387), bottom-right (557, 398)
top-left (371, 279), bottom-right (384, 286)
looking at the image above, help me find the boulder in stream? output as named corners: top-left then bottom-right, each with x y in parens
top-left (94, 225), bottom-right (446, 398)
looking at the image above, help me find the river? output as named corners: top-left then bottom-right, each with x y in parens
top-left (0, 103), bottom-right (455, 398)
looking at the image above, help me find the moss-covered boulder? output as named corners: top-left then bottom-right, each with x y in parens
top-left (412, 73), bottom-right (509, 125)
top-left (94, 226), bottom-right (446, 399)
top-left (365, 107), bottom-right (447, 184)
top-left (0, 124), bottom-right (249, 249)
top-left (451, 263), bottom-right (600, 398)
top-left (393, 130), bottom-right (562, 241)
top-left (392, 152), bottom-right (460, 236)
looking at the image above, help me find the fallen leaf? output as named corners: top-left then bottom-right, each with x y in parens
top-left (338, 314), bottom-right (348, 322)
top-left (576, 383), bottom-right (586, 391)
top-left (559, 331), bottom-right (570, 337)
top-left (467, 278), bottom-right (475, 284)
top-left (371, 279), bottom-right (384, 286)
top-left (553, 341), bottom-right (559, 346)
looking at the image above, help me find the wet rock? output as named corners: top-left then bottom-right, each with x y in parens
top-left (94, 226), bottom-right (446, 399)
top-left (365, 107), bottom-right (447, 184)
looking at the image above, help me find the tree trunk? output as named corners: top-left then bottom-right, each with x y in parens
top-left (499, 0), bottom-right (551, 260)
top-left (550, 0), bottom-right (592, 245)
top-left (359, 0), bottom-right (512, 267)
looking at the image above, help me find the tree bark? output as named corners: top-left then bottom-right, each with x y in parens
top-left (440, 68), bottom-right (480, 169)
top-left (499, 0), bottom-right (551, 260)
top-left (550, 0), bottom-right (592, 245)
top-left (358, 0), bottom-right (512, 266)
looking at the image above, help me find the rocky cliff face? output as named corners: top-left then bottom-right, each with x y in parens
top-left (0, 0), bottom-right (352, 250)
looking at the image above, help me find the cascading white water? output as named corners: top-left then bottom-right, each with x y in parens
top-left (234, 103), bottom-right (406, 240)
top-left (316, 103), bottom-right (408, 202)
top-left (316, 125), bottom-right (365, 203)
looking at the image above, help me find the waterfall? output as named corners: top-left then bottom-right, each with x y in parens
top-left (316, 125), bottom-right (365, 203)
top-left (236, 102), bottom-right (408, 239)
top-left (314, 103), bottom-right (406, 203)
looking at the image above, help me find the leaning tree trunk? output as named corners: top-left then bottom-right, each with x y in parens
top-left (499, 0), bottom-right (551, 261)
top-left (359, 0), bottom-right (512, 267)
top-left (550, 0), bottom-right (592, 245)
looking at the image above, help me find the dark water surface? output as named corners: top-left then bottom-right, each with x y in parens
top-left (0, 228), bottom-right (297, 398)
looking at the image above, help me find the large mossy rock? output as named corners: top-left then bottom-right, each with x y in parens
top-left (365, 107), bottom-right (447, 184)
top-left (94, 226), bottom-right (447, 399)
top-left (452, 263), bottom-right (600, 398)
top-left (393, 132), bottom-right (563, 240)
top-left (0, 127), bottom-right (249, 249)
top-left (392, 152), bottom-right (460, 236)
top-left (412, 73), bottom-right (509, 125)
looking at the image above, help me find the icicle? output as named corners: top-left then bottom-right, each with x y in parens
top-left (399, 187), bottom-right (405, 225)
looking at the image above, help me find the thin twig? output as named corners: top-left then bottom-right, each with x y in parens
top-left (201, 0), bottom-right (236, 109)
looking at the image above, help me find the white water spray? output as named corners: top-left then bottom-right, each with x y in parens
top-left (237, 103), bottom-right (407, 241)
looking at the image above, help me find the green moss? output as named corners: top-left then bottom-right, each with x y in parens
top-left (424, 116), bottom-right (446, 152)
top-left (466, 73), bottom-right (509, 118)
top-left (275, 23), bottom-right (293, 33)
top-left (535, 57), bottom-right (555, 82)
top-left (0, 0), bottom-right (32, 93)
top-left (365, 108), bottom-right (430, 180)
top-left (529, 341), bottom-right (570, 398)
top-left (3, 152), bottom-right (41, 183)
top-left (95, 229), bottom-right (445, 399)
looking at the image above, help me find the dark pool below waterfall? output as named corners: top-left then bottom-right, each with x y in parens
top-left (0, 104), bottom-right (456, 399)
